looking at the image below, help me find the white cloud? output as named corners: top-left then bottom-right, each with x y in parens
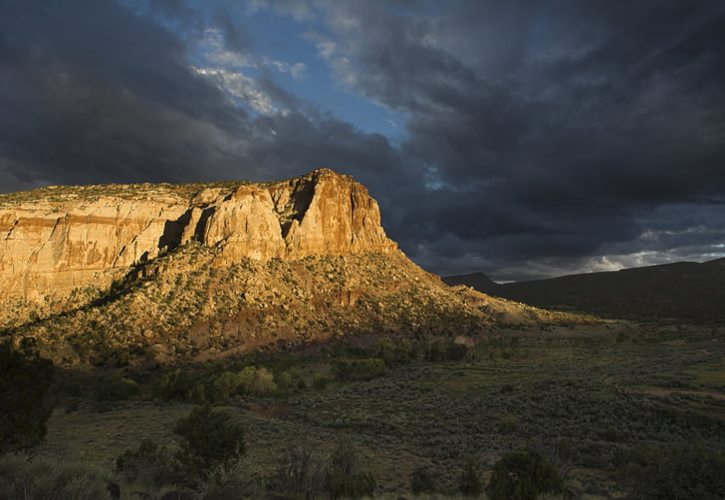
top-left (305, 32), bottom-right (359, 90)
top-left (259, 57), bottom-right (306, 79)
top-left (198, 28), bottom-right (306, 79)
top-left (199, 28), bottom-right (255, 69)
top-left (192, 26), bottom-right (309, 115)
top-left (194, 67), bottom-right (280, 115)
top-left (318, 39), bottom-right (336, 58)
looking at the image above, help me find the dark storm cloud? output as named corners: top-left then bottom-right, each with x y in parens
top-left (0, 0), bottom-right (250, 188)
top-left (1, 0), bottom-right (724, 280)
top-left (309, 0), bottom-right (725, 278)
top-left (0, 0), bottom-right (397, 192)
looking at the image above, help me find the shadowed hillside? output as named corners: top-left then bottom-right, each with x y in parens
top-left (446, 258), bottom-right (725, 322)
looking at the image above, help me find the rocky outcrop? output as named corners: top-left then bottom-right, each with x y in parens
top-left (202, 185), bottom-right (286, 262)
top-left (0, 169), bottom-right (397, 308)
top-left (281, 171), bottom-right (393, 258)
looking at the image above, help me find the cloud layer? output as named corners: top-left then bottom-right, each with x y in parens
top-left (1, 0), bottom-right (724, 280)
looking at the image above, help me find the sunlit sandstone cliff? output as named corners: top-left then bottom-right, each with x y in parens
top-left (0, 169), bottom-right (395, 304)
top-left (1, 169), bottom-right (586, 365)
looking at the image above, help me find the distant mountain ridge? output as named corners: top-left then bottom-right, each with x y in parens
top-left (443, 272), bottom-right (499, 294)
top-left (445, 258), bottom-right (725, 322)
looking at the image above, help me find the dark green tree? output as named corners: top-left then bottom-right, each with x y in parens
top-left (0, 342), bottom-right (54, 452)
top-left (174, 405), bottom-right (245, 474)
top-left (410, 465), bottom-right (438, 494)
top-left (273, 438), bottom-right (326, 499)
top-left (116, 438), bottom-right (177, 487)
top-left (325, 440), bottom-right (376, 499)
top-left (487, 450), bottom-right (563, 500)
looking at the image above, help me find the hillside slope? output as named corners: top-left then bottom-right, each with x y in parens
top-left (446, 258), bottom-right (725, 322)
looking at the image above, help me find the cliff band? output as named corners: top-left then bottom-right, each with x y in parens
top-left (0, 169), bottom-right (395, 304)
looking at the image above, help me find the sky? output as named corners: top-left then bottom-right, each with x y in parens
top-left (1, 0), bottom-right (724, 281)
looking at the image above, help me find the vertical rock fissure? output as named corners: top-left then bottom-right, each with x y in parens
top-left (273, 178), bottom-right (315, 240)
top-left (349, 189), bottom-right (356, 244)
top-left (158, 209), bottom-right (192, 251)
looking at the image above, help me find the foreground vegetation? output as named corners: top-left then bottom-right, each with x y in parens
top-left (3, 320), bottom-right (725, 498)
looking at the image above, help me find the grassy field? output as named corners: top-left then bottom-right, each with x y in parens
top-left (36, 321), bottom-right (725, 498)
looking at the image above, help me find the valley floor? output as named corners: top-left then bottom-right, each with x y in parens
top-left (36, 321), bottom-right (725, 498)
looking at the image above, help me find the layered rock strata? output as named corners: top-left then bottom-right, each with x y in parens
top-left (0, 169), bottom-right (396, 304)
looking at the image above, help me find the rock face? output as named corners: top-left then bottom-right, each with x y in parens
top-left (202, 185), bottom-right (287, 262)
top-left (0, 169), bottom-right (396, 307)
top-left (0, 200), bottom-right (188, 303)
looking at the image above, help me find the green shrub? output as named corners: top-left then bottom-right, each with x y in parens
top-left (116, 438), bottom-right (177, 487)
top-left (94, 376), bottom-right (140, 401)
top-left (332, 358), bottom-right (386, 381)
top-left (0, 342), bottom-right (54, 452)
top-left (209, 371), bottom-right (244, 401)
top-left (246, 366), bottom-right (277, 394)
top-left (602, 425), bottom-right (621, 442)
top-left (156, 366), bottom-right (279, 403)
top-left (410, 465), bottom-right (438, 494)
top-left (155, 368), bottom-right (199, 400)
top-left (313, 376), bottom-right (330, 390)
top-left (459, 459), bottom-right (483, 497)
top-left (0, 454), bottom-right (111, 499)
top-left (174, 405), bottom-right (245, 474)
top-left (345, 346), bottom-right (370, 358)
top-left (496, 413), bottom-right (520, 434)
top-left (195, 459), bottom-right (263, 500)
top-left (377, 338), bottom-right (419, 367)
top-left (199, 367), bottom-right (279, 403)
top-left (425, 338), bottom-right (468, 362)
top-left (487, 450), bottom-right (563, 500)
top-left (325, 440), bottom-right (376, 499)
top-left (275, 371), bottom-right (294, 393)
top-left (236, 366), bottom-right (257, 391)
top-left (234, 366), bottom-right (277, 395)
top-left (61, 381), bottom-right (83, 397)
top-left (189, 381), bottom-right (207, 403)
